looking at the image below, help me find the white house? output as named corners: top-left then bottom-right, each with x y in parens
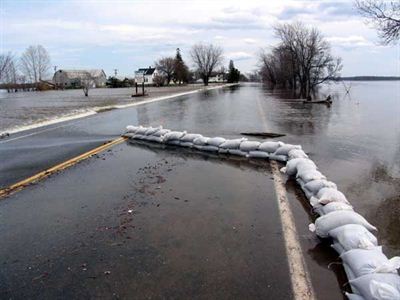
top-left (134, 67), bottom-right (160, 85)
top-left (53, 69), bottom-right (107, 88)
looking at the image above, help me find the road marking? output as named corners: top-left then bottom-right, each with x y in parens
top-left (256, 96), bottom-right (315, 300)
top-left (0, 137), bottom-right (127, 199)
top-left (270, 160), bottom-right (316, 300)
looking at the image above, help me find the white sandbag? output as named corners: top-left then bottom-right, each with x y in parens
top-left (228, 149), bottom-right (248, 156)
top-left (145, 126), bottom-right (162, 135)
top-left (123, 132), bottom-right (136, 138)
top-left (162, 131), bottom-right (186, 142)
top-left (341, 247), bottom-right (388, 278)
top-left (374, 257), bottom-right (400, 274)
top-left (218, 148), bottom-right (229, 154)
top-left (349, 273), bottom-right (400, 300)
top-left (240, 141), bottom-right (261, 152)
top-left (288, 149), bottom-right (308, 159)
top-left (316, 202), bottom-right (353, 215)
top-left (193, 136), bottom-right (210, 146)
top-left (259, 141), bottom-right (283, 153)
top-left (126, 125), bottom-right (141, 133)
top-left (248, 151), bottom-right (270, 158)
top-left (135, 126), bottom-right (149, 135)
top-left (207, 137), bottom-right (226, 147)
top-left (180, 142), bottom-right (193, 147)
top-left (309, 211), bottom-right (377, 238)
top-left (331, 242), bottom-right (346, 255)
top-left (316, 188), bottom-right (349, 205)
top-left (180, 133), bottom-right (203, 143)
top-left (269, 154), bottom-right (288, 162)
top-left (153, 129), bottom-right (170, 137)
top-left (166, 140), bottom-right (181, 146)
top-left (145, 136), bottom-right (163, 143)
top-left (304, 179), bottom-right (337, 196)
top-left (284, 158), bottom-right (316, 176)
top-left (133, 134), bottom-right (146, 140)
top-left (297, 169), bottom-right (326, 183)
top-left (195, 145), bottom-right (219, 152)
top-left (219, 138), bottom-right (247, 149)
top-left (329, 224), bottom-right (377, 251)
top-left (274, 144), bottom-right (301, 156)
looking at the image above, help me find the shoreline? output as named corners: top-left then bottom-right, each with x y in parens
top-left (1, 83), bottom-right (238, 136)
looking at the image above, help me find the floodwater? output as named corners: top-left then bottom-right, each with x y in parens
top-left (0, 85), bottom-right (206, 134)
top-left (0, 81), bottom-right (399, 299)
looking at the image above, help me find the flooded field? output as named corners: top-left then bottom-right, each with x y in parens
top-left (0, 85), bottom-right (209, 134)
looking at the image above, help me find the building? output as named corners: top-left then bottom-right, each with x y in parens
top-left (134, 67), bottom-right (160, 85)
top-left (53, 69), bottom-right (107, 88)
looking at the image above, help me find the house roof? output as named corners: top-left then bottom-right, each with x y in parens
top-left (55, 69), bottom-right (106, 79)
top-left (135, 68), bottom-right (156, 76)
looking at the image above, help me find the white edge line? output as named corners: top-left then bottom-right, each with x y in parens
top-left (270, 160), bottom-right (316, 300)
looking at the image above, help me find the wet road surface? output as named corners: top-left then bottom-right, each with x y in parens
top-left (0, 82), bottom-right (399, 299)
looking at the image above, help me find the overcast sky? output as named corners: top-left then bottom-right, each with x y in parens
top-left (1, 0), bottom-right (399, 77)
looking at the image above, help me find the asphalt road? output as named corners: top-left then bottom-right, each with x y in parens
top-left (3, 83), bottom-right (391, 299)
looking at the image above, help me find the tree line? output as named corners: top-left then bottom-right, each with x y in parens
top-left (0, 45), bottom-right (51, 85)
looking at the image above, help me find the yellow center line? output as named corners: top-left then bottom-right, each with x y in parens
top-left (0, 136), bottom-right (127, 199)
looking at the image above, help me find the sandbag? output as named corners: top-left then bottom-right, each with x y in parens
top-left (218, 148), bottom-right (229, 154)
top-left (219, 138), bottom-right (247, 149)
top-left (240, 141), bottom-right (261, 152)
top-left (303, 179), bottom-right (337, 196)
top-left (162, 131), bottom-right (186, 142)
top-left (316, 202), bottom-right (353, 215)
top-left (180, 142), bottom-right (193, 147)
top-left (135, 126), bottom-right (149, 135)
top-left (297, 169), bottom-right (326, 183)
top-left (180, 133), bottom-right (203, 143)
top-left (349, 273), bottom-right (400, 300)
top-left (259, 141), bottom-right (283, 153)
top-left (228, 149), bottom-right (248, 156)
top-left (329, 224), bottom-right (377, 252)
top-left (345, 293), bottom-right (365, 300)
top-left (316, 188), bottom-right (349, 205)
top-left (374, 257), bottom-right (400, 274)
top-left (145, 126), bottom-right (162, 136)
top-left (126, 125), bottom-right (141, 133)
top-left (283, 158), bottom-right (316, 176)
top-left (193, 136), bottom-right (210, 146)
top-left (132, 134), bottom-right (146, 140)
top-left (152, 129), bottom-right (170, 137)
top-left (166, 140), bottom-right (181, 146)
top-left (309, 211), bottom-right (377, 238)
top-left (268, 154), bottom-right (288, 162)
top-left (195, 145), bottom-right (219, 152)
top-left (274, 144), bottom-right (301, 156)
top-left (144, 136), bottom-right (163, 143)
top-left (248, 151), bottom-right (270, 158)
top-left (288, 149), bottom-right (308, 159)
top-left (207, 137), bottom-right (226, 147)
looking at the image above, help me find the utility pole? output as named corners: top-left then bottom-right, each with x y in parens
top-left (114, 69), bottom-right (118, 77)
top-left (53, 66), bottom-right (57, 72)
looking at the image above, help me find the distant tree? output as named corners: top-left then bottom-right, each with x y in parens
top-left (0, 52), bottom-right (13, 82)
top-left (190, 43), bottom-right (224, 86)
top-left (155, 57), bottom-right (175, 85)
top-left (260, 22), bottom-right (342, 98)
top-left (356, 0), bottom-right (400, 44)
top-left (173, 48), bottom-right (189, 84)
top-left (20, 45), bottom-right (51, 83)
top-left (153, 74), bottom-right (166, 87)
top-left (106, 76), bottom-right (124, 88)
top-left (227, 60), bottom-right (240, 83)
top-left (81, 72), bottom-right (94, 96)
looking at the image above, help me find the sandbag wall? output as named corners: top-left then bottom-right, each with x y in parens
top-left (124, 125), bottom-right (400, 300)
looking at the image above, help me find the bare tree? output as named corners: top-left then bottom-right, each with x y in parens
top-left (20, 45), bottom-right (51, 83)
top-left (260, 22), bottom-right (342, 98)
top-left (0, 52), bottom-right (13, 82)
top-left (81, 72), bottom-right (94, 97)
top-left (155, 57), bottom-right (175, 85)
top-left (190, 43), bottom-right (223, 86)
top-left (356, 0), bottom-right (400, 44)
